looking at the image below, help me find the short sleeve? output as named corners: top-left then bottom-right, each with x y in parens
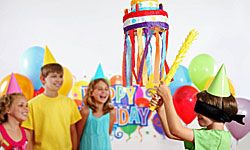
top-left (193, 129), bottom-right (231, 150)
top-left (70, 100), bottom-right (82, 124)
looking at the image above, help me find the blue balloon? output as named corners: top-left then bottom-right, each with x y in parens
top-left (19, 46), bottom-right (44, 90)
top-left (169, 65), bottom-right (192, 95)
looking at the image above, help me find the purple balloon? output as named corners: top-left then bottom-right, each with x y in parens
top-left (152, 113), bottom-right (165, 136)
top-left (226, 98), bottom-right (250, 140)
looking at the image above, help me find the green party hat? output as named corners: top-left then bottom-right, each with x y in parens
top-left (91, 63), bottom-right (105, 81)
top-left (207, 64), bottom-right (230, 97)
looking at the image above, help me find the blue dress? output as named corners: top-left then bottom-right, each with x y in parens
top-left (79, 108), bottom-right (111, 150)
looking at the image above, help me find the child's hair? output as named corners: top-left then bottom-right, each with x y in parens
top-left (40, 63), bottom-right (64, 78)
top-left (85, 78), bottom-right (114, 114)
top-left (0, 93), bottom-right (25, 123)
top-left (196, 91), bottom-right (238, 117)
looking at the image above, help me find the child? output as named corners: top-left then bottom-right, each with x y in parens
top-left (152, 64), bottom-right (245, 150)
top-left (0, 73), bottom-right (29, 149)
top-left (22, 63), bottom-right (82, 150)
top-left (76, 64), bottom-right (115, 150)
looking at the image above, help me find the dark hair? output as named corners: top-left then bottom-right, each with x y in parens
top-left (196, 91), bottom-right (238, 116)
top-left (40, 63), bottom-right (63, 78)
top-left (0, 93), bottom-right (25, 123)
top-left (85, 78), bottom-right (114, 114)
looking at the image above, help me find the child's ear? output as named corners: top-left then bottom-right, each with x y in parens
top-left (40, 75), bottom-right (46, 84)
top-left (5, 107), bottom-right (10, 114)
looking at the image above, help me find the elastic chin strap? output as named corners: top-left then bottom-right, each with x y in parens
top-left (194, 100), bottom-right (245, 125)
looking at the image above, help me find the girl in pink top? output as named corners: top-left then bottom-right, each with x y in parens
top-left (0, 93), bottom-right (28, 149)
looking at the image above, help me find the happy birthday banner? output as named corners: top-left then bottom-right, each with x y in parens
top-left (81, 85), bottom-right (152, 127)
top-left (75, 84), bottom-right (166, 140)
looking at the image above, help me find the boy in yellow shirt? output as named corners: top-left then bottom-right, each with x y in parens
top-left (22, 62), bottom-right (81, 150)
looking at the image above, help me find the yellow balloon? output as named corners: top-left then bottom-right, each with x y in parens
top-left (71, 80), bottom-right (89, 100)
top-left (59, 67), bottom-right (73, 96)
top-left (204, 76), bottom-right (235, 96)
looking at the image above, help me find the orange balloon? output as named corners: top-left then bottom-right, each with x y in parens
top-left (58, 67), bottom-right (73, 96)
top-left (204, 76), bottom-right (235, 96)
top-left (0, 73), bottom-right (34, 100)
top-left (110, 75), bottom-right (122, 86)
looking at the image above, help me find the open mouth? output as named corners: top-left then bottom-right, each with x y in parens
top-left (100, 95), bottom-right (107, 99)
top-left (21, 112), bottom-right (28, 117)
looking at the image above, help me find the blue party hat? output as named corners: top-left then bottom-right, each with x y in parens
top-left (91, 64), bottom-right (105, 81)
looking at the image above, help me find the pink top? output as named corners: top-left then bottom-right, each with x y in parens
top-left (0, 124), bottom-right (27, 150)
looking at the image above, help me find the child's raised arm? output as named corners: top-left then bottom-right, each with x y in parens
top-left (155, 102), bottom-right (180, 140)
top-left (157, 82), bottom-right (194, 142)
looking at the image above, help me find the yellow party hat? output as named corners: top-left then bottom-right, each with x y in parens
top-left (43, 46), bottom-right (56, 66)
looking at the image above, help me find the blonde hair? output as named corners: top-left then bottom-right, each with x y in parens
top-left (85, 78), bottom-right (114, 114)
top-left (196, 91), bottom-right (238, 116)
top-left (0, 93), bottom-right (25, 123)
top-left (40, 63), bottom-right (63, 78)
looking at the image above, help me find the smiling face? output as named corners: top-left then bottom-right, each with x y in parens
top-left (91, 80), bottom-right (110, 105)
top-left (8, 95), bottom-right (29, 122)
top-left (42, 72), bottom-right (64, 92)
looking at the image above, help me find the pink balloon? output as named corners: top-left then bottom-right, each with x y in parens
top-left (226, 98), bottom-right (250, 141)
top-left (134, 85), bottom-right (143, 99)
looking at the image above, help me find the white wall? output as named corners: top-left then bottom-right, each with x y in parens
top-left (0, 0), bottom-right (250, 149)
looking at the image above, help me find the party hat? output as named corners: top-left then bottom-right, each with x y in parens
top-left (207, 64), bottom-right (230, 97)
top-left (6, 73), bottom-right (22, 94)
top-left (43, 46), bottom-right (56, 66)
top-left (91, 64), bottom-right (105, 81)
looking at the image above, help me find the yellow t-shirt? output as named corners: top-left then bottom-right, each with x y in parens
top-left (22, 94), bottom-right (82, 150)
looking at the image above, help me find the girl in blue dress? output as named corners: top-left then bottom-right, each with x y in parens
top-left (76, 78), bottom-right (115, 150)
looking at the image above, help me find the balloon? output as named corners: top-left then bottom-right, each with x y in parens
top-left (135, 97), bottom-right (150, 107)
top-left (120, 124), bottom-right (137, 140)
top-left (173, 85), bottom-right (199, 124)
top-left (58, 67), bottom-right (73, 96)
top-left (34, 87), bottom-right (44, 97)
top-left (71, 80), bottom-right (89, 100)
top-left (188, 54), bottom-right (216, 90)
top-left (169, 65), bottom-right (192, 95)
top-left (152, 113), bottom-right (165, 135)
top-left (0, 73), bottom-right (34, 100)
top-left (204, 76), bottom-right (235, 96)
top-left (19, 46), bottom-right (45, 90)
top-left (134, 85), bottom-right (143, 99)
top-left (110, 75), bottom-right (122, 86)
top-left (226, 98), bottom-right (250, 141)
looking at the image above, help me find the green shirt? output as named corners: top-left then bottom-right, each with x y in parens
top-left (184, 128), bottom-right (231, 150)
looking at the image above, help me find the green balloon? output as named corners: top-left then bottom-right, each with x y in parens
top-left (121, 124), bottom-right (138, 137)
top-left (188, 54), bottom-right (216, 90)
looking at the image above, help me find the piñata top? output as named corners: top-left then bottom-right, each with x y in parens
top-left (123, 0), bottom-right (168, 32)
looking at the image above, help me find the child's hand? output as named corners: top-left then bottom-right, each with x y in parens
top-left (150, 94), bottom-right (163, 108)
top-left (156, 81), bottom-right (172, 101)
